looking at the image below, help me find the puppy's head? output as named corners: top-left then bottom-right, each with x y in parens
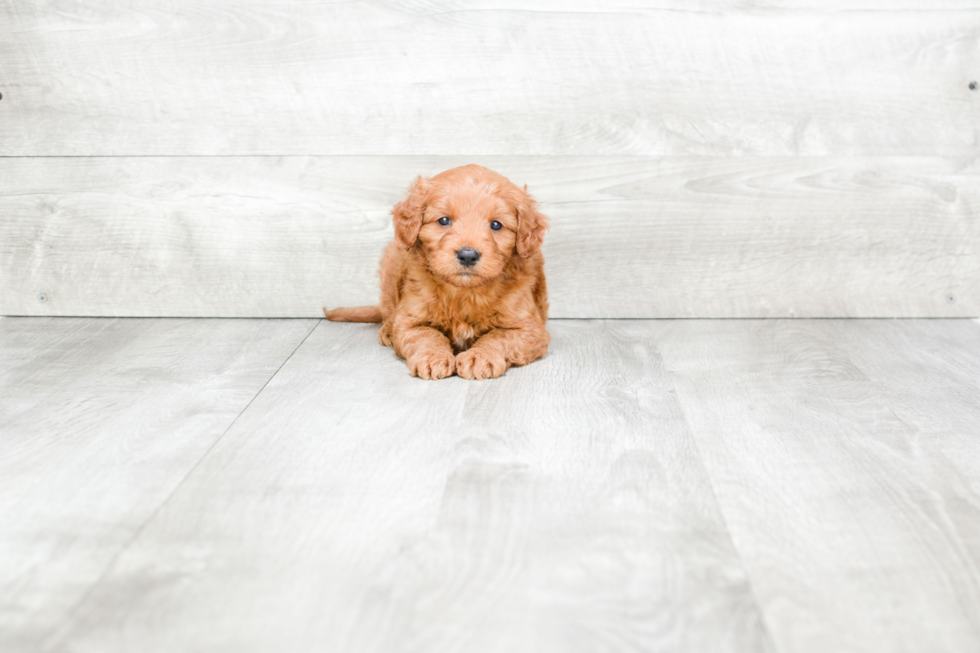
top-left (392, 165), bottom-right (548, 288)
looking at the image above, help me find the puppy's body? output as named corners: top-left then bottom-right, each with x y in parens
top-left (324, 165), bottom-right (550, 380)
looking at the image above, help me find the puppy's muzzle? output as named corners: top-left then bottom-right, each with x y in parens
top-left (456, 247), bottom-right (481, 267)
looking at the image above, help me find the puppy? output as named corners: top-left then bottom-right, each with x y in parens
top-left (324, 164), bottom-right (550, 380)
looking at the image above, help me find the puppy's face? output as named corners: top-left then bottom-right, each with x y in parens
top-left (418, 182), bottom-right (519, 287)
top-left (392, 165), bottom-right (547, 288)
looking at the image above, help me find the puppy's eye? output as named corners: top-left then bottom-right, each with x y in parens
top-left (438, 216), bottom-right (451, 226)
top-left (490, 220), bottom-right (503, 231)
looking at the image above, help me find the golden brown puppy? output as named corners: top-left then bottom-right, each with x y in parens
top-left (324, 164), bottom-right (550, 380)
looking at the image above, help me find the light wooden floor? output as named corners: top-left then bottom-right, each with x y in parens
top-left (2, 317), bottom-right (979, 653)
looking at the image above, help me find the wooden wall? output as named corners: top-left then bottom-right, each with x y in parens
top-left (1, 1), bottom-right (977, 317)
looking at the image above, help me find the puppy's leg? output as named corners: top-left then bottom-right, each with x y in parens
top-left (378, 322), bottom-right (393, 347)
top-left (456, 323), bottom-right (550, 380)
top-left (392, 325), bottom-right (456, 380)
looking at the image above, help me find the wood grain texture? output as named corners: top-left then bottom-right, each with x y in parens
top-left (0, 317), bottom-right (316, 653)
top-left (1, 156), bottom-right (976, 318)
top-left (826, 319), bottom-right (980, 501)
top-left (39, 320), bottom-right (771, 653)
top-left (656, 319), bottom-right (980, 653)
top-left (0, 1), bottom-right (977, 156)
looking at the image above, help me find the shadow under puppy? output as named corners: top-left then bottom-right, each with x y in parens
top-left (324, 164), bottom-right (550, 380)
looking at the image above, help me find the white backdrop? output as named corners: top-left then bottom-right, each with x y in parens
top-left (1, 1), bottom-right (977, 317)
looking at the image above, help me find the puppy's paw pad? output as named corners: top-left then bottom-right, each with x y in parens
top-left (455, 350), bottom-right (508, 380)
top-left (408, 350), bottom-right (456, 380)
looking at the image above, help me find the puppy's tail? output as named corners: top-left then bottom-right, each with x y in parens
top-left (322, 305), bottom-right (383, 323)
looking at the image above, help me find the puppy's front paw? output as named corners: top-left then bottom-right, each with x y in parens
top-left (407, 350), bottom-right (456, 380)
top-left (456, 349), bottom-right (508, 380)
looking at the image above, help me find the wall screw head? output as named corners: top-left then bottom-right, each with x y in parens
top-left (947, 294), bottom-right (956, 304)
top-left (971, 81), bottom-right (978, 91)
top-left (38, 293), bottom-right (47, 303)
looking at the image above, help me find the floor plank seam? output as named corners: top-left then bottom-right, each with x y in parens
top-left (37, 318), bottom-right (323, 649)
top-left (682, 440), bottom-right (782, 653)
top-left (660, 355), bottom-right (782, 653)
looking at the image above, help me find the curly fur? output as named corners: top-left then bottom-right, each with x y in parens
top-left (323, 164), bottom-right (550, 380)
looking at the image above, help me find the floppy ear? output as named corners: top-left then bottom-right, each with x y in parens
top-left (515, 184), bottom-right (549, 258)
top-left (392, 175), bottom-right (431, 249)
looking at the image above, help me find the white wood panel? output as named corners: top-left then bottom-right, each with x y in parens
top-left (0, 2), bottom-right (976, 156)
top-left (657, 319), bottom-right (980, 653)
top-left (39, 320), bottom-right (771, 653)
top-left (1, 156), bottom-right (976, 318)
top-left (0, 317), bottom-right (316, 653)
top-left (826, 319), bottom-right (980, 495)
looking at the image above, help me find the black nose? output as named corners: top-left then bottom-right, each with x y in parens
top-left (456, 247), bottom-right (481, 267)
